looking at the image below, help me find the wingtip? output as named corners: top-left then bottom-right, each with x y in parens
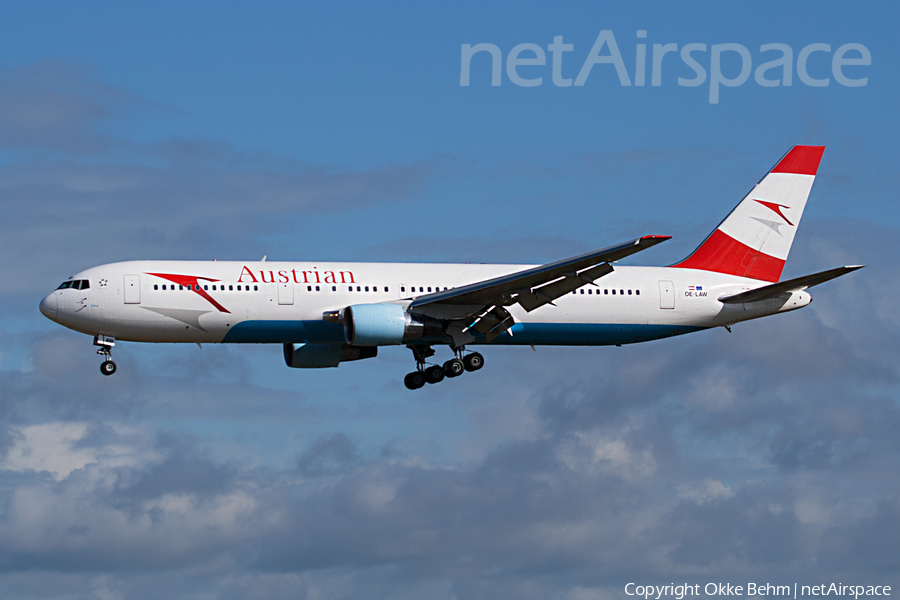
top-left (639, 235), bottom-right (672, 243)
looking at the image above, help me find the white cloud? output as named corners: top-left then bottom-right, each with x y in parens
top-left (557, 431), bottom-right (657, 481)
top-left (2, 422), bottom-right (140, 480)
top-left (677, 479), bottom-right (735, 504)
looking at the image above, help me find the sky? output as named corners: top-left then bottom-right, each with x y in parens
top-left (0, 1), bottom-right (898, 598)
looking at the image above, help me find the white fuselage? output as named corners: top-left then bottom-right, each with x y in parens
top-left (40, 260), bottom-right (811, 347)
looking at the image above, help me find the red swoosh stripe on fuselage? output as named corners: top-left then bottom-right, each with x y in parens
top-left (146, 273), bottom-right (231, 314)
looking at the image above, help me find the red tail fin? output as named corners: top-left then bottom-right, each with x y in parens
top-left (671, 146), bottom-right (824, 282)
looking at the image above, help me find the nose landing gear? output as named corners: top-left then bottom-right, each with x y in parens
top-left (403, 345), bottom-right (483, 390)
top-left (94, 335), bottom-right (117, 376)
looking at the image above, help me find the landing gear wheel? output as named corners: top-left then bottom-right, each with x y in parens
top-left (100, 360), bottom-right (117, 376)
top-left (404, 371), bottom-right (426, 390)
top-left (443, 358), bottom-right (465, 378)
top-left (463, 352), bottom-right (484, 372)
top-left (424, 365), bottom-right (445, 384)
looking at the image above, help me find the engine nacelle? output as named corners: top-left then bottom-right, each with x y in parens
top-left (342, 303), bottom-right (442, 346)
top-left (283, 342), bottom-right (377, 369)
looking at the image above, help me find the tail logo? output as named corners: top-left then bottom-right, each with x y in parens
top-left (754, 200), bottom-right (794, 226)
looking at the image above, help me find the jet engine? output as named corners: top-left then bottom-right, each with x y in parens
top-left (283, 342), bottom-right (377, 369)
top-left (341, 303), bottom-right (442, 346)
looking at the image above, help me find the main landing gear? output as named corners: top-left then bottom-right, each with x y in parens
top-left (403, 345), bottom-right (484, 390)
top-left (94, 335), bottom-right (117, 376)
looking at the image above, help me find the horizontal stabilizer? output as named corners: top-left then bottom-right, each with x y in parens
top-left (719, 265), bottom-right (864, 304)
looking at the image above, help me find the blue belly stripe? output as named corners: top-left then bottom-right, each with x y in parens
top-left (487, 322), bottom-right (704, 346)
top-left (223, 320), bottom-right (345, 343)
top-left (222, 320), bottom-right (703, 346)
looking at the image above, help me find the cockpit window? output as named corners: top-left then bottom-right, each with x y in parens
top-left (56, 279), bottom-right (90, 290)
top-left (57, 281), bottom-right (74, 289)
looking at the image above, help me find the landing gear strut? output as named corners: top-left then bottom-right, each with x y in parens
top-left (403, 345), bottom-right (483, 390)
top-left (94, 335), bottom-right (117, 376)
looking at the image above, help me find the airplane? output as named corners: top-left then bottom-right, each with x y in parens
top-left (39, 145), bottom-right (862, 390)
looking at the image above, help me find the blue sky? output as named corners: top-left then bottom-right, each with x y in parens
top-left (0, 2), bottom-right (898, 599)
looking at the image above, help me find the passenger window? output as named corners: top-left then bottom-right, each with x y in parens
top-left (357, 286), bottom-right (361, 292)
top-left (636, 290), bottom-right (640, 295)
top-left (229, 285), bottom-right (233, 291)
top-left (153, 284), bottom-right (158, 290)
top-left (604, 289), bottom-right (608, 295)
top-left (332, 286), bottom-right (336, 291)
top-left (385, 287), bottom-right (389, 292)
top-left (365, 286), bottom-right (369, 292)
top-left (620, 289), bottom-right (624, 295)
top-left (400, 287), bottom-right (405, 292)
top-left (204, 285), bottom-right (208, 290)
top-left (179, 285), bottom-right (184, 290)
top-left (628, 290), bottom-right (632, 295)
top-left (307, 286), bottom-right (311, 291)
top-left (254, 285), bottom-right (259, 291)
top-left (580, 289), bottom-right (584, 294)
top-left (427, 287), bottom-right (432, 292)
top-left (612, 289), bottom-right (616, 295)
top-left (315, 286), bottom-right (320, 291)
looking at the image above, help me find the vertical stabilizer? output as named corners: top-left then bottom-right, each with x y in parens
top-left (672, 145), bottom-right (824, 282)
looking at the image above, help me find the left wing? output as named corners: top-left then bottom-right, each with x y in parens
top-left (408, 235), bottom-right (670, 340)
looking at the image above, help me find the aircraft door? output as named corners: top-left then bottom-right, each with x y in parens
top-left (278, 281), bottom-right (294, 305)
top-left (124, 274), bottom-right (141, 304)
top-left (658, 280), bottom-right (674, 309)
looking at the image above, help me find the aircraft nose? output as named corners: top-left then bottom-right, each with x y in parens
top-left (39, 292), bottom-right (58, 321)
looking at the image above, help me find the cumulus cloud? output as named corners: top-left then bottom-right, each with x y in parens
top-left (5, 220), bottom-right (898, 598)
